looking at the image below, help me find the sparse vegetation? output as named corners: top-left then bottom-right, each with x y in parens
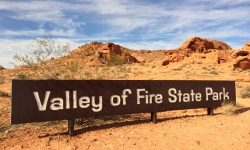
top-left (235, 67), bottom-right (243, 72)
top-left (240, 85), bottom-right (250, 98)
top-left (196, 60), bottom-right (202, 64)
top-left (235, 82), bottom-right (242, 88)
top-left (12, 34), bottom-right (70, 80)
top-left (209, 70), bottom-right (219, 75)
top-left (16, 73), bottom-right (30, 80)
top-left (109, 54), bottom-right (123, 66)
top-left (182, 63), bottom-right (189, 67)
top-left (0, 75), bottom-right (4, 84)
top-left (220, 100), bottom-right (237, 115)
top-left (0, 90), bottom-right (10, 97)
top-left (244, 70), bottom-right (250, 76)
top-left (172, 67), bottom-right (183, 71)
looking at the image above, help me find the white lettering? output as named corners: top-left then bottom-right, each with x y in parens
top-left (168, 88), bottom-right (177, 103)
top-left (66, 91), bottom-right (70, 109)
top-left (73, 90), bottom-right (77, 108)
top-left (110, 95), bottom-right (121, 106)
top-left (206, 87), bottom-right (213, 101)
top-left (223, 88), bottom-right (229, 99)
top-left (196, 93), bottom-right (202, 101)
top-left (79, 96), bottom-right (90, 108)
top-left (33, 91), bottom-right (50, 111)
top-left (155, 94), bottom-right (163, 104)
top-left (206, 87), bottom-right (230, 101)
top-left (121, 89), bottom-right (132, 105)
top-left (50, 98), bottom-right (63, 110)
top-left (137, 89), bottom-right (145, 104)
top-left (92, 96), bottom-right (102, 112)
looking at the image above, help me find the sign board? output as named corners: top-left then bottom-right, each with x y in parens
top-left (11, 80), bottom-right (236, 124)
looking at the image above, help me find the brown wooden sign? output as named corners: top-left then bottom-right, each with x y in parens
top-left (11, 80), bottom-right (236, 124)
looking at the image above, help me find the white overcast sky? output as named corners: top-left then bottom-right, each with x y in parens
top-left (0, 0), bottom-right (250, 68)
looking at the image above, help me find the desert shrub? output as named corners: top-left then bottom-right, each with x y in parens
top-left (16, 73), bottom-right (30, 80)
top-left (235, 68), bottom-right (243, 72)
top-left (0, 90), bottom-right (10, 97)
top-left (209, 70), bottom-right (219, 75)
top-left (220, 100), bottom-right (237, 115)
top-left (196, 61), bottom-right (202, 64)
top-left (202, 67), bottom-right (207, 70)
top-left (244, 70), bottom-right (250, 76)
top-left (13, 34), bottom-right (70, 80)
top-left (235, 82), bottom-right (242, 88)
top-left (172, 67), bottom-right (182, 71)
top-left (182, 63), bottom-right (189, 67)
top-left (109, 54), bottom-right (122, 66)
top-left (116, 66), bottom-right (131, 73)
top-left (0, 76), bottom-right (4, 84)
top-left (240, 85), bottom-right (250, 98)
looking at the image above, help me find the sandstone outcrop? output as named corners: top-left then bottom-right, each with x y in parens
top-left (180, 36), bottom-right (231, 53)
top-left (162, 37), bottom-right (232, 66)
top-left (97, 42), bottom-right (122, 59)
top-left (242, 41), bottom-right (250, 50)
top-left (231, 50), bottom-right (250, 70)
top-left (234, 59), bottom-right (250, 70)
top-left (67, 42), bottom-right (139, 67)
top-left (229, 41), bottom-right (250, 70)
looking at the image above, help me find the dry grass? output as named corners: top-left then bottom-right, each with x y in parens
top-left (219, 100), bottom-right (237, 115)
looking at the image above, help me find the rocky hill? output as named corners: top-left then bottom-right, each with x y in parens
top-left (62, 36), bottom-right (250, 71)
top-left (1, 36), bottom-right (250, 82)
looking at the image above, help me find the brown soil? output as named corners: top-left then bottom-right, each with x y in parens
top-left (1, 38), bottom-right (250, 150)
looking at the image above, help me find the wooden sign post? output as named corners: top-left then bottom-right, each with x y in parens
top-left (11, 80), bottom-right (236, 136)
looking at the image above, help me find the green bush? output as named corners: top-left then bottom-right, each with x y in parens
top-left (109, 54), bottom-right (122, 66)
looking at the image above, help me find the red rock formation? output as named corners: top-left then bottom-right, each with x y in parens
top-left (242, 41), bottom-right (250, 50)
top-left (234, 59), bottom-right (250, 71)
top-left (162, 37), bottom-right (232, 66)
top-left (67, 42), bottom-right (139, 66)
top-left (97, 42), bottom-right (122, 60)
top-left (180, 36), bottom-right (232, 53)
